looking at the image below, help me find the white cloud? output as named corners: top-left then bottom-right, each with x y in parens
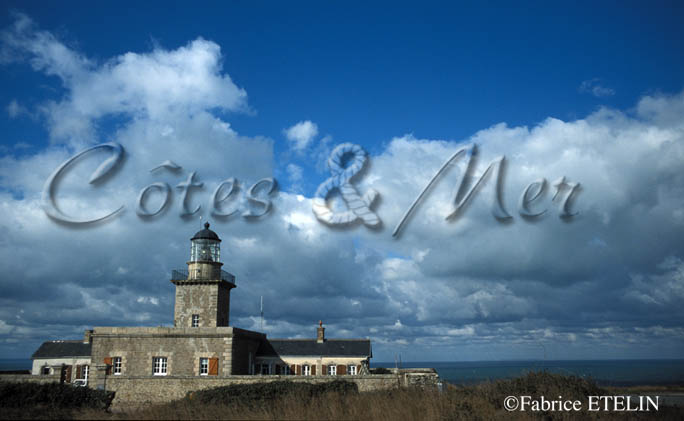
top-left (447, 326), bottom-right (475, 336)
top-left (625, 256), bottom-right (684, 306)
top-left (2, 13), bottom-right (248, 146)
top-left (6, 99), bottom-right (27, 118)
top-left (286, 163), bottom-right (303, 182)
top-left (0, 320), bottom-right (12, 335)
top-left (0, 13), bottom-right (90, 80)
top-left (136, 296), bottom-right (160, 306)
top-left (284, 120), bottom-right (318, 151)
top-left (579, 78), bottom-right (615, 97)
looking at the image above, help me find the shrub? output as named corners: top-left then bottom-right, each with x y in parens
top-left (476, 370), bottom-right (606, 407)
top-left (186, 380), bottom-right (357, 407)
top-left (0, 381), bottom-right (115, 410)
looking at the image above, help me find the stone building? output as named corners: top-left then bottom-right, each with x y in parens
top-left (31, 339), bottom-right (91, 383)
top-left (254, 322), bottom-right (371, 376)
top-left (32, 223), bottom-right (372, 388)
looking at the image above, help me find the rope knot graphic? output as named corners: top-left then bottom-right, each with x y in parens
top-left (312, 143), bottom-right (380, 227)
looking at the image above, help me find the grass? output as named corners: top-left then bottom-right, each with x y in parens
top-left (2, 372), bottom-right (683, 420)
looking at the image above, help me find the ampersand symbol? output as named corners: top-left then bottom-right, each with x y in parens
top-left (312, 143), bottom-right (380, 227)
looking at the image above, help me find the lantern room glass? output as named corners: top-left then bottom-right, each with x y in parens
top-left (190, 239), bottom-right (220, 262)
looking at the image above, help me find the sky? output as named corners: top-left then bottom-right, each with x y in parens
top-left (1, 2), bottom-right (684, 362)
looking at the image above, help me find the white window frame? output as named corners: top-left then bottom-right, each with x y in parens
top-left (153, 357), bottom-right (168, 376)
top-left (83, 365), bottom-right (89, 381)
top-left (328, 365), bottom-right (337, 376)
top-left (348, 365), bottom-right (357, 375)
top-left (200, 358), bottom-right (209, 376)
top-left (113, 357), bottom-right (122, 375)
top-left (260, 363), bottom-right (271, 375)
top-left (192, 314), bottom-right (200, 327)
top-left (302, 364), bottom-right (311, 376)
top-left (280, 365), bottom-right (290, 375)
top-left (42, 366), bottom-right (51, 375)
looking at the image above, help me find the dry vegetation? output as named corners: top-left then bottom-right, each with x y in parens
top-left (2, 372), bottom-right (683, 420)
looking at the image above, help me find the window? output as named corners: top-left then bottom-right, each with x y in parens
top-left (328, 365), bottom-right (337, 376)
top-left (302, 364), bottom-right (311, 376)
top-left (278, 365), bottom-right (290, 375)
top-left (260, 363), bottom-right (271, 375)
top-left (113, 357), bottom-right (122, 375)
top-left (192, 314), bottom-right (200, 327)
top-left (348, 365), bottom-right (357, 375)
top-left (200, 358), bottom-right (208, 375)
top-left (191, 239), bottom-right (220, 263)
top-left (83, 365), bottom-right (89, 381)
top-left (42, 366), bottom-right (50, 375)
top-left (153, 357), bottom-right (167, 376)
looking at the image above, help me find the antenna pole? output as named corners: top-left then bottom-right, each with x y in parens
top-left (260, 296), bottom-right (264, 331)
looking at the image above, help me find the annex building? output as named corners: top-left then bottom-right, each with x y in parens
top-left (31, 223), bottom-right (372, 387)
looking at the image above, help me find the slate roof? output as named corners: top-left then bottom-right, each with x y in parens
top-left (257, 339), bottom-right (372, 358)
top-left (31, 341), bottom-right (92, 359)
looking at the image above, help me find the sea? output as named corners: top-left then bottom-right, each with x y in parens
top-left (3, 358), bottom-right (683, 386)
top-left (373, 360), bottom-right (684, 386)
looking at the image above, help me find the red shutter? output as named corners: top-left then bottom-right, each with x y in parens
top-left (209, 358), bottom-right (219, 376)
top-left (75, 365), bottom-right (82, 379)
top-left (338, 365), bottom-right (346, 375)
top-left (311, 365), bottom-right (316, 375)
top-left (295, 365), bottom-right (301, 375)
top-left (64, 365), bottom-right (72, 383)
top-left (103, 357), bottom-right (112, 375)
top-left (357, 365), bottom-right (361, 374)
top-left (321, 364), bottom-right (327, 375)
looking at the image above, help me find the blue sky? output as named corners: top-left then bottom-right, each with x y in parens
top-left (1, 2), bottom-right (684, 362)
top-left (3, 1), bottom-right (684, 187)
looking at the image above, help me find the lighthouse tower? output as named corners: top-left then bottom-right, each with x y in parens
top-left (171, 222), bottom-right (236, 327)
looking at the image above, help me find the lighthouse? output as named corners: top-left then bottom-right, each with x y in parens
top-left (171, 222), bottom-right (236, 327)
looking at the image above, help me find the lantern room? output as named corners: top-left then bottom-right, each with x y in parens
top-left (190, 222), bottom-right (221, 263)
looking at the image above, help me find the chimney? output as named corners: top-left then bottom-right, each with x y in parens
top-left (317, 320), bottom-right (325, 343)
top-left (83, 329), bottom-right (93, 344)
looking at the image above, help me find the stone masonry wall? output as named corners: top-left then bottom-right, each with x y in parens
top-left (0, 374), bottom-right (61, 384)
top-left (174, 282), bottom-right (230, 328)
top-left (216, 284), bottom-right (230, 327)
top-left (90, 327), bottom-right (266, 388)
top-left (92, 330), bottom-right (228, 379)
top-left (103, 374), bottom-right (404, 406)
top-left (231, 334), bottom-right (260, 375)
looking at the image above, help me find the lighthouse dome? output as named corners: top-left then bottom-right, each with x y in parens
top-left (191, 222), bottom-right (221, 242)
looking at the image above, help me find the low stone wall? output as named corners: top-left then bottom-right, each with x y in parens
top-left (103, 374), bottom-right (409, 406)
top-left (370, 367), bottom-right (442, 388)
top-left (402, 371), bottom-right (441, 388)
top-left (1, 369), bottom-right (440, 407)
top-left (0, 374), bottom-right (61, 384)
